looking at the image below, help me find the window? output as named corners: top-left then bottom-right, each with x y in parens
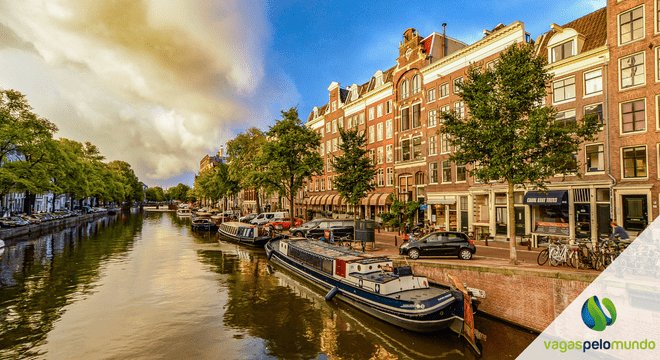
top-left (368, 125), bottom-right (375, 143)
top-left (385, 119), bottom-right (393, 139)
top-left (429, 163), bottom-right (438, 183)
top-left (315, 179), bottom-right (319, 191)
top-left (428, 109), bottom-right (437, 127)
top-left (332, 101), bottom-right (337, 111)
top-left (657, 47), bottom-right (660, 81)
top-left (326, 158), bottom-right (333, 173)
top-left (584, 103), bottom-right (604, 125)
top-left (332, 119), bottom-right (337, 133)
top-left (622, 146), bottom-right (647, 178)
top-left (321, 177), bottom-right (325, 191)
top-left (326, 122), bottom-right (331, 133)
top-left (412, 75), bottom-right (421, 95)
top-left (368, 149), bottom-right (375, 164)
top-left (456, 163), bottom-right (466, 182)
top-left (369, 107), bottom-right (375, 121)
top-left (386, 144), bottom-right (393, 163)
top-left (412, 137), bottom-right (422, 159)
top-left (439, 83), bottom-right (449, 98)
top-left (428, 88), bottom-right (436, 102)
top-left (621, 99), bottom-right (645, 133)
top-left (555, 109), bottom-right (576, 126)
top-left (320, 143), bottom-right (325, 156)
top-left (586, 144), bottom-right (604, 172)
top-left (385, 100), bottom-right (392, 114)
top-left (429, 135), bottom-right (437, 155)
top-left (376, 122), bottom-right (383, 141)
top-left (400, 79), bottom-right (409, 99)
top-left (441, 134), bottom-right (451, 153)
top-left (377, 146), bottom-right (384, 164)
top-left (401, 108), bottom-right (410, 131)
top-left (553, 76), bottom-right (576, 103)
top-left (584, 69), bottom-right (602, 95)
top-left (320, 128), bottom-right (324, 138)
top-left (359, 113), bottom-right (365, 124)
top-left (442, 160), bottom-right (451, 183)
top-left (439, 105), bottom-right (450, 124)
top-left (619, 6), bottom-right (644, 44)
top-left (386, 167), bottom-right (394, 186)
top-left (377, 103), bottom-right (383, 118)
top-left (486, 59), bottom-right (499, 70)
top-left (402, 139), bottom-right (411, 161)
top-left (620, 53), bottom-right (645, 88)
top-left (377, 169), bottom-right (384, 187)
top-left (453, 77), bottom-right (463, 93)
top-left (412, 103), bottom-right (421, 128)
top-left (332, 138), bottom-right (338, 152)
top-left (346, 116), bottom-right (353, 129)
top-left (453, 101), bottom-right (465, 119)
top-left (551, 41), bottom-right (574, 62)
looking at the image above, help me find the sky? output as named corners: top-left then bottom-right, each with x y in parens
top-left (0, 0), bottom-right (606, 189)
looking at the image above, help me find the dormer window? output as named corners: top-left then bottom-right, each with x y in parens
top-left (374, 71), bottom-right (384, 87)
top-left (552, 41), bottom-right (574, 62)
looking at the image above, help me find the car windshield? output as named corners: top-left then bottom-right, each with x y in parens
top-left (302, 220), bottom-right (320, 228)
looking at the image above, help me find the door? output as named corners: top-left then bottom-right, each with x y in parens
top-left (575, 204), bottom-right (591, 239)
top-left (597, 204), bottom-right (610, 238)
top-left (622, 195), bottom-right (648, 231)
top-left (496, 207), bottom-right (507, 235)
top-left (420, 233), bottom-right (442, 256)
top-left (514, 207), bottom-right (525, 236)
top-left (443, 232), bottom-right (465, 256)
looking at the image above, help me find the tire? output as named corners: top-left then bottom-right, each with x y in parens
top-left (549, 249), bottom-right (560, 267)
top-left (408, 248), bottom-right (420, 260)
top-left (537, 248), bottom-right (549, 266)
top-left (459, 249), bottom-right (472, 260)
top-left (293, 231), bottom-right (303, 237)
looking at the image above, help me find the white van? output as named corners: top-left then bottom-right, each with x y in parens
top-left (250, 212), bottom-right (289, 225)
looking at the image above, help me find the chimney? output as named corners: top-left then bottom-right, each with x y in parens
top-left (441, 23), bottom-right (447, 58)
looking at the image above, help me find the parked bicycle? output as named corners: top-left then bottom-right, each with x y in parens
top-left (548, 240), bottom-right (576, 267)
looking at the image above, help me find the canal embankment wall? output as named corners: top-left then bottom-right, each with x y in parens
top-left (393, 260), bottom-right (598, 333)
top-left (0, 212), bottom-right (114, 241)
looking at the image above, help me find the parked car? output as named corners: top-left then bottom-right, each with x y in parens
top-left (250, 212), bottom-right (289, 226)
top-left (399, 231), bottom-right (476, 260)
top-left (263, 217), bottom-right (303, 231)
top-left (298, 219), bottom-right (354, 240)
top-left (239, 213), bottom-right (257, 223)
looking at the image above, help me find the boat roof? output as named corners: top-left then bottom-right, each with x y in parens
top-left (286, 239), bottom-right (390, 262)
top-left (221, 221), bottom-right (256, 228)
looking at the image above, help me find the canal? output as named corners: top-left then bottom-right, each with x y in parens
top-left (0, 211), bottom-right (536, 359)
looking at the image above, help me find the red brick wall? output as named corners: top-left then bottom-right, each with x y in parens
top-left (398, 262), bottom-right (596, 332)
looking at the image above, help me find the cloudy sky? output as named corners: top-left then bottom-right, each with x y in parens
top-left (0, 0), bottom-right (605, 188)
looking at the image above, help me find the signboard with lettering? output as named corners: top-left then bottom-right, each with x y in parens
top-left (534, 222), bottom-right (569, 235)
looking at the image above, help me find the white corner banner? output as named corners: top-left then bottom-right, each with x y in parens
top-left (518, 217), bottom-right (660, 359)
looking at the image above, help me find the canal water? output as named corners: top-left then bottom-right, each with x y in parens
top-left (0, 211), bottom-right (536, 359)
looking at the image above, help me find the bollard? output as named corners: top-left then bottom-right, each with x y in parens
top-left (527, 239), bottom-right (531, 251)
top-left (394, 235), bottom-right (398, 246)
top-left (484, 235), bottom-right (488, 246)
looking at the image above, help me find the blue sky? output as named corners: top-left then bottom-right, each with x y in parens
top-left (0, 0), bottom-right (606, 188)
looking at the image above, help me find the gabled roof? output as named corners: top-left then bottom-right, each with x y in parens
top-left (535, 7), bottom-right (607, 58)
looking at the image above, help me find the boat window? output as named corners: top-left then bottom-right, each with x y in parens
top-left (246, 228), bottom-right (253, 237)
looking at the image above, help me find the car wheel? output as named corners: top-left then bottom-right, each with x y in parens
top-left (459, 249), bottom-right (472, 260)
top-left (293, 231), bottom-right (303, 237)
top-left (408, 248), bottom-right (420, 260)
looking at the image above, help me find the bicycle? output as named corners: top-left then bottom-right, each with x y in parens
top-left (548, 240), bottom-right (575, 267)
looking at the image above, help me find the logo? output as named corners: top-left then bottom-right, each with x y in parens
top-left (581, 296), bottom-right (617, 331)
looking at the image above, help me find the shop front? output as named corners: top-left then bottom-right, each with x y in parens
top-left (524, 190), bottom-right (570, 244)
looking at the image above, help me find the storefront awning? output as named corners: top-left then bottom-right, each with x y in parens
top-left (427, 199), bottom-right (456, 205)
top-left (326, 195), bottom-right (336, 206)
top-left (378, 193), bottom-right (392, 206)
top-left (333, 195), bottom-right (343, 206)
top-left (319, 195), bottom-right (330, 206)
top-left (361, 194), bottom-right (374, 205)
top-left (370, 193), bottom-right (384, 205)
top-left (523, 190), bottom-right (568, 206)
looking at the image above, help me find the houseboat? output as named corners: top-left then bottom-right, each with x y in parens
top-left (191, 218), bottom-right (218, 231)
top-left (265, 238), bottom-right (486, 355)
top-left (176, 208), bottom-right (192, 217)
top-left (218, 222), bottom-right (276, 247)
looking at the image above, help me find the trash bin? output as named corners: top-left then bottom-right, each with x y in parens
top-left (355, 220), bottom-right (375, 243)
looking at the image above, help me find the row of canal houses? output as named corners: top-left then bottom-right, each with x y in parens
top-left (294, 1), bottom-right (659, 243)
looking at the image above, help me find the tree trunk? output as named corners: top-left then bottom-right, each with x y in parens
top-left (255, 189), bottom-right (261, 214)
top-left (508, 181), bottom-right (518, 264)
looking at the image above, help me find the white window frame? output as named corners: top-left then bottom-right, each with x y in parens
top-left (368, 125), bottom-right (375, 144)
top-left (376, 122), bottom-right (384, 142)
top-left (456, 163), bottom-right (467, 183)
top-left (400, 79), bottom-right (409, 99)
top-left (385, 119), bottom-right (393, 139)
top-left (441, 134), bottom-right (451, 154)
top-left (619, 98), bottom-right (647, 135)
top-left (621, 145), bottom-right (648, 179)
top-left (585, 143), bottom-right (605, 174)
top-left (325, 122), bottom-right (331, 133)
top-left (332, 138), bottom-right (338, 152)
top-left (377, 169), bottom-right (384, 187)
top-left (377, 146), bottom-right (384, 164)
top-left (385, 100), bottom-right (392, 114)
top-left (584, 68), bottom-right (603, 96)
top-left (377, 103), bottom-right (383, 118)
top-left (453, 101), bottom-right (465, 119)
top-left (332, 101), bottom-right (337, 111)
top-left (439, 82), bottom-right (449, 98)
top-left (429, 162), bottom-right (438, 184)
top-left (619, 52), bottom-right (646, 90)
top-left (552, 76), bottom-right (576, 104)
top-left (412, 75), bottom-right (421, 95)
top-left (369, 107), bottom-right (375, 121)
top-left (427, 87), bottom-right (436, 103)
top-left (326, 140), bottom-right (331, 153)
top-left (441, 160), bottom-right (452, 184)
top-left (453, 77), bottom-right (463, 94)
top-left (428, 109), bottom-right (437, 128)
top-left (429, 135), bottom-right (438, 156)
top-left (618, 5), bottom-right (645, 46)
top-left (386, 167), bottom-right (394, 186)
top-left (332, 119), bottom-right (338, 133)
top-left (386, 144), bottom-right (393, 163)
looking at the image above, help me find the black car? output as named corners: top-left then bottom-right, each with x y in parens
top-left (296, 219), bottom-right (354, 240)
top-left (399, 231), bottom-right (476, 260)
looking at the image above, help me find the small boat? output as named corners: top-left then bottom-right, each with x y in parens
top-left (0, 239), bottom-right (5, 248)
top-left (191, 218), bottom-right (218, 231)
top-left (218, 222), bottom-right (277, 247)
top-left (265, 238), bottom-right (486, 355)
top-left (176, 208), bottom-right (192, 217)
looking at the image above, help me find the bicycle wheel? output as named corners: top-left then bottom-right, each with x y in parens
top-left (549, 249), bottom-right (560, 267)
top-left (537, 248), bottom-right (549, 266)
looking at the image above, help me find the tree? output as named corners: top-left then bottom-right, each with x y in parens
top-left (332, 128), bottom-right (376, 229)
top-left (257, 107), bottom-right (323, 229)
top-left (168, 183), bottom-right (191, 202)
top-left (440, 43), bottom-right (600, 264)
top-left (226, 127), bottom-right (268, 213)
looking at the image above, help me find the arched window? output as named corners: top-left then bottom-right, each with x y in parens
top-left (412, 75), bottom-right (421, 95)
top-left (400, 79), bottom-right (409, 99)
top-left (415, 171), bottom-right (425, 185)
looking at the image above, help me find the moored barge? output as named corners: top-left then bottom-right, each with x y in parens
top-left (218, 222), bottom-right (275, 247)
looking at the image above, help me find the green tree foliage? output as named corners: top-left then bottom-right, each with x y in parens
top-left (332, 128), bottom-right (375, 224)
top-left (193, 163), bottom-right (239, 209)
top-left (226, 127), bottom-right (267, 213)
top-left (440, 43), bottom-right (600, 264)
top-left (145, 187), bottom-right (166, 202)
top-left (257, 107), bottom-right (323, 228)
top-left (167, 183), bottom-right (191, 202)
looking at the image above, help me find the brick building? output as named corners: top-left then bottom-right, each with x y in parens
top-left (303, 4), bottom-right (657, 241)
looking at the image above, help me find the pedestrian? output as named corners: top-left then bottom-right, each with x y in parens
top-left (609, 221), bottom-right (630, 241)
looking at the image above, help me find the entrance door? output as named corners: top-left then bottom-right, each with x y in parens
top-left (496, 207), bottom-right (507, 235)
top-left (575, 204), bottom-right (591, 239)
top-left (514, 207), bottom-right (525, 236)
top-left (622, 195), bottom-right (648, 231)
top-left (597, 204), bottom-right (611, 237)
